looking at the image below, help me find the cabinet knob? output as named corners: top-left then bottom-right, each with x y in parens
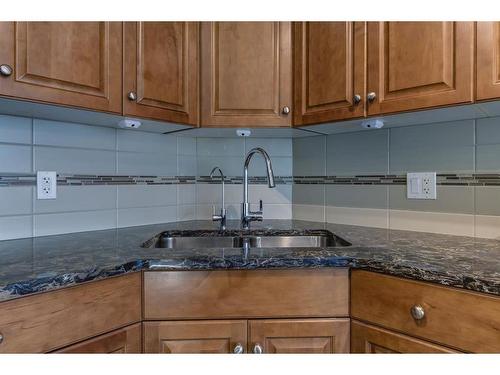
top-left (0, 332), bottom-right (4, 344)
top-left (353, 94), bottom-right (362, 104)
top-left (367, 92), bottom-right (377, 102)
top-left (252, 343), bottom-right (263, 354)
top-left (233, 343), bottom-right (244, 354)
top-left (127, 91), bottom-right (137, 101)
top-left (0, 64), bottom-right (13, 77)
top-left (282, 106), bottom-right (290, 115)
top-left (410, 304), bottom-right (425, 320)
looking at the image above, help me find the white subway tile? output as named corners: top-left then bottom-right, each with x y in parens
top-left (0, 216), bottom-right (33, 240)
top-left (389, 209), bottom-right (474, 237)
top-left (34, 210), bottom-right (116, 236)
top-left (117, 130), bottom-right (177, 154)
top-left (0, 115), bottom-right (32, 144)
top-left (34, 186), bottom-right (116, 213)
top-left (0, 144), bottom-right (32, 173)
top-left (117, 185), bottom-right (176, 208)
top-left (116, 151), bottom-right (177, 176)
top-left (34, 119), bottom-right (115, 150)
top-left (245, 138), bottom-right (292, 157)
top-left (0, 187), bottom-right (32, 215)
top-left (293, 204), bottom-right (325, 222)
top-left (177, 204), bottom-right (196, 221)
top-left (34, 146), bottom-right (115, 174)
top-left (117, 205), bottom-right (177, 227)
top-left (326, 206), bottom-right (389, 228)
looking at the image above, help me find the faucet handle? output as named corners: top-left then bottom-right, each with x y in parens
top-left (259, 200), bottom-right (263, 212)
top-left (212, 205), bottom-right (220, 220)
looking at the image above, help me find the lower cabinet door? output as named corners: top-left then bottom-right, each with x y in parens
top-left (143, 320), bottom-right (247, 353)
top-left (55, 323), bottom-right (142, 353)
top-left (248, 318), bottom-right (350, 353)
top-left (351, 321), bottom-right (459, 353)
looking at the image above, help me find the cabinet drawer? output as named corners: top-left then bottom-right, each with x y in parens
top-left (351, 271), bottom-right (500, 353)
top-left (144, 269), bottom-right (349, 320)
top-left (0, 273), bottom-right (141, 353)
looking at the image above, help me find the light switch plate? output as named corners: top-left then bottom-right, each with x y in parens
top-left (37, 171), bottom-right (57, 200)
top-left (407, 172), bottom-right (436, 200)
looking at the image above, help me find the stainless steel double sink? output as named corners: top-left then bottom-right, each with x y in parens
top-left (143, 230), bottom-right (351, 250)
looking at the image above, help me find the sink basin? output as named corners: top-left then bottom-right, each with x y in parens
top-left (143, 229), bottom-right (351, 249)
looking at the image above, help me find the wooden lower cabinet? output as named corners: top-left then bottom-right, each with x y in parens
top-left (351, 321), bottom-right (458, 353)
top-left (249, 319), bottom-right (350, 354)
top-left (55, 324), bottom-right (141, 353)
top-left (143, 318), bottom-right (349, 354)
top-left (143, 320), bottom-right (247, 353)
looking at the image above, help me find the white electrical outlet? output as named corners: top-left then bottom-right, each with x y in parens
top-left (37, 171), bottom-right (57, 200)
top-left (407, 172), bottom-right (436, 200)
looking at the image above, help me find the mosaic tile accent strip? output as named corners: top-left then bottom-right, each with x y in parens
top-left (3, 173), bottom-right (500, 187)
top-left (293, 174), bottom-right (500, 186)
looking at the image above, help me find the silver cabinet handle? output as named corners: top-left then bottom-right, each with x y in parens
top-left (233, 343), bottom-right (244, 354)
top-left (0, 64), bottom-right (13, 77)
top-left (353, 94), bottom-right (362, 104)
top-left (0, 332), bottom-right (4, 344)
top-left (282, 106), bottom-right (290, 115)
top-left (410, 304), bottom-right (425, 320)
top-left (127, 91), bottom-right (137, 101)
top-left (253, 343), bottom-right (263, 354)
top-left (367, 92), bottom-right (377, 102)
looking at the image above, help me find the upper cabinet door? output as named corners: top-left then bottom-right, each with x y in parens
top-left (201, 22), bottom-right (292, 127)
top-left (293, 22), bottom-right (366, 126)
top-left (0, 22), bottom-right (122, 113)
top-left (123, 22), bottom-right (199, 125)
top-left (366, 22), bottom-right (474, 116)
top-left (477, 22), bottom-right (500, 101)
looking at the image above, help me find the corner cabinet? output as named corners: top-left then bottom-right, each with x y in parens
top-left (351, 321), bottom-right (458, 353)
top-left (200, 22), bottom-right (292, 128)
top-left (366, 22), bottom-right (474, 115)
top-left (476, 22), bottom-right (500, 101)
top-left (293, 22), bottom-right (366, 126)
top-left (55, 324), bottom-right (142, 354)
top-left (123, 22), bottom-right (199, 125)
top-left (0, 22), bottom-right (122, 113)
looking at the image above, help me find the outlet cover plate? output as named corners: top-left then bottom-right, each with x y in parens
top-left (37, 171), bottom-right (57, 200)
top-left (407, 172), bottom-right (436, 200)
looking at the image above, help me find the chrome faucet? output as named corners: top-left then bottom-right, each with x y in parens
top-left (210, 166), bottom-right (227, 231)
top-left (241, 147), bottom-right (275, 229)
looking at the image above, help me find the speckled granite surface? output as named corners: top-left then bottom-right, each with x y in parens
top-left (0, 220), bottom-right (499, 301)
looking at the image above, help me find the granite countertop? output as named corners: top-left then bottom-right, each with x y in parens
top-left (0, 219), bottom-right (499, 302)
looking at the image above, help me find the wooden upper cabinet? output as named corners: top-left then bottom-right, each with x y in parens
top-left (293, 22), bottom-right (366, 126)
top-left (123, 22), bottom-right (199, 125)
top-left (366, 22), bottom-right (474, 115)
top-left (248, 319), bottom-right (350, 354)
top-left (144, 320), bottom-right (247, 354)
top-left (477, 22), bottom-right (500, 101)
top-left (200, 22), bottom-right (292, 127)
top-left (0, 22), bottom-right (122, 113)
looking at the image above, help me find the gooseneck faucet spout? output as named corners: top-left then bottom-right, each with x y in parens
top-left (241, 147), bottom-right (276, 230)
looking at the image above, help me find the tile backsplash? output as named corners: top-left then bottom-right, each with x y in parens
top-left (0, 115), bottom-right (292, 240)
top-left (293, 116), bottom-right (500, 239)
top-left (5, 111), bottom-right (500, 240)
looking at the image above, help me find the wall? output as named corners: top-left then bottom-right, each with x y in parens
top-left (293, 117), bottom-right (500, 239)
top-left (0, 115), bottom-right (292, 240)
